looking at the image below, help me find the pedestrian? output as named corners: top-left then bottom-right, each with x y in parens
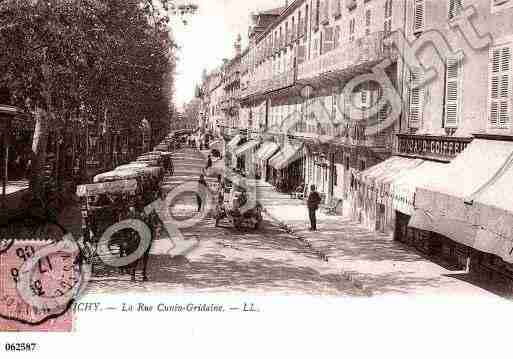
top-left (206, 155), bottom-right (212, 170)
top-left (197, 174), bottom-right (207, 212)
top-left (307, 185), bottom-right (321, 231)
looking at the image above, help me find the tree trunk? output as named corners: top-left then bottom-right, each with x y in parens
top-left (30, 107), bottom-right (49, 196)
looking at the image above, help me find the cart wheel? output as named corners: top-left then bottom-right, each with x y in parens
top-left (215, 217), bottom-right (220, 227)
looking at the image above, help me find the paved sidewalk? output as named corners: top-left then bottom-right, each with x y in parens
top-left (257, 185), bottom-right (497, 298)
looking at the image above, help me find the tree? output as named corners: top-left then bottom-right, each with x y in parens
top-left (0, 0), bottom-right (197, 198)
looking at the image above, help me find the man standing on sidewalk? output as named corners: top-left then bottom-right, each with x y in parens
top-left (197, 174), bottom-right (207, 212)
top-left (307, 185), bottom-right (321, 231)
top-left (206, 155), bottom-right (212, 170)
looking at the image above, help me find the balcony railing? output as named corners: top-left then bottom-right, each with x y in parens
top-left (240, 69), bottom-right (295, 99)
top-left (397, 134), bottom-right (472, 161)
top-left (297, 31), bottom-right (391, 82)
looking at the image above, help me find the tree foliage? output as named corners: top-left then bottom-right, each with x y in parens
top-left (0, 0), bottom-right (197, 191)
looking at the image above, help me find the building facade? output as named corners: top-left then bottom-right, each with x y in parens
top-left (200, 0), bottom-right (513, 292)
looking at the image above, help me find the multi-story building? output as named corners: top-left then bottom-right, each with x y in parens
top-left (235, 0), bottom-right (403, 205)
top-left (201, 0), bottom-right (513, 292)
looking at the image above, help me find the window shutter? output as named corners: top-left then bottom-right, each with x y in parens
top-left (349, 18), bottom-right (355, 42)
top-left (408, 68), bottom-right (424, 128)
top-left (297, 44), bottom-right (307, 64)
top-left (448, 0), bottom-right (463, 20)
top-left (365, 9), bottom-right (371, 35)
top-left (321, 0), bottom-right (330, 24)
top-left (332, 0), bottom-right (342, 17)
top-left (489, 45), bottom-right (511, 128)
top-left (334, 25), bottom-right (341, 48)
top-left (413, 0), bottom-right (425, 34)
top-left (384, 0), bottom-right (393, 35)
top-left (314, 0), bottom-right (320, 31)
top-left (323, 26), bottom-right (335, 53)
top-left (444, 56), bottom-right (461, 128)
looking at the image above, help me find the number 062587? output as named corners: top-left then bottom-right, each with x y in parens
top-left (4, 343), bottom-right (38, 351)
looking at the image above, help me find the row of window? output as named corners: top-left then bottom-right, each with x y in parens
top-left (407, 42), bottom-right (512, 131)
top-left (245, 0), bottom-right (392, 74)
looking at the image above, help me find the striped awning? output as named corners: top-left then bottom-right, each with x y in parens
top-left (255, 141), bottom-right (280, 161)
top-left (226, 134), bottom-right (243, 151)
top-left (234, 140), bottom-right (260, 157)
top-left (210, 140), bottom-right (223, 151)
top-left (269, 143), bottom-right (303, 170)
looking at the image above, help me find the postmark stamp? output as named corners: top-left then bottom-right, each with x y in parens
top-left (0, 238), bottom-right (82, 331)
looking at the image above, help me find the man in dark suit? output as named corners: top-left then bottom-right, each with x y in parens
top-left (307, 185), bottom-right (321, 231)
top-left (197, 174), bottom-right (208, 212)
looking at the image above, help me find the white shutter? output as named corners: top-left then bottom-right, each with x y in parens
top-left (384, 0), bottom-right (393, 35)
top-left (444, 56), bottom-right (461, 128)
top-left (297, 44), bottom-right (307, 64)
top-left (408, 68), bottom-right (424, 129)
top-left (323, 26), bottom-right (335, 53)
top-left (334, 25), bottom-right (341, 48)
top-left (332, 0), bottom-right (342, 18)
top-left (413, 0), bottom-right (425, 34)
top-left (321, 0), bottom-right (329, 24)
top-left (448, 0), bottom-right (463, 20)
top-left (489, 45), bottom-right (511, 128)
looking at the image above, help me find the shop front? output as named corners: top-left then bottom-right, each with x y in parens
top-left (407, 137), bottom-right (513, 293)
top-left (255, 141), bottom-right (280, 182)
top-left (225, 133), bottom-right (244, 169)
top-left (233, 139), bottom-right (260, 177)
top-left (268, 142), bottom-right (304, 192)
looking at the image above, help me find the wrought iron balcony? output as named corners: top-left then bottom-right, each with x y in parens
top-left (297, 31), bottom-right (392, 82)
top-left (240, 69), bottom-right (296, 99)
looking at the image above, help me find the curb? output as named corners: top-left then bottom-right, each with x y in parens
top-left (260, 205), bottom-right (373, 297)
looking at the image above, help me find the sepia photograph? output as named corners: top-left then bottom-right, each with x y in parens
top-left (1, 0), bottom-right (513, 357)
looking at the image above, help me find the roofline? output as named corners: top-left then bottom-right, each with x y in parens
top-left (254, 0), bottom-right (305, 46)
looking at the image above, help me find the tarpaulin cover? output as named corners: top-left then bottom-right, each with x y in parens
top-left (390, 160), bottom-right (447, 216)
top-left (409, 139), bottom-right (513, 263)
top-left (234, 140), bottom-right (259, 157)
top-left (226, 135), bottom-right (243, 151)
top-left (255, 142), bottom-right (280, 161)
top-left (269, 143), bottom-right (303, 170)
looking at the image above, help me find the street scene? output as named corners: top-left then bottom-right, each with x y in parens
top-left (2, 0), bottom-right (513, 337)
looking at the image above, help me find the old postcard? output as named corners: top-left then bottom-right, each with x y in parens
top-left (1, 0), bottom-right (513, 357)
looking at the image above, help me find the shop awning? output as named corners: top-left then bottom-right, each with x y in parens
top-left (390, 160), bottom-right (448, 216)
top-left (255, 141), bottom-right (280, 161)
top-left (409, 139), bottom-right (513, 261)
top-left (269, 143), bottom-right (303, 170)
top-left (226, 134), bottom-right (243, 151)
top-left (359, 156), bottom-right (424, 187)
top-left (209, 140), bottom-right (223, 151)
top-left (234, 140), bottom-right (259, 157)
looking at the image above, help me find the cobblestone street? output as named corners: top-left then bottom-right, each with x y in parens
top-left (85, 149), bottom-right (366, 296)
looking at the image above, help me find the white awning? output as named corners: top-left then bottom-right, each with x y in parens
top-left (255, 141), bottom-right (280, 161)
top-left (410, 139), bottom-right (513, 261)
top-left (209, 140), bottom-right (223, 151)
top-left (226, 134), bottom-right (243, 151)
top-left (390, 160), bottom-right (448, 216)
top-left (359, 156), bottom-right (424, 187)
top-left (234, 140), bottom-right (260, 157)
top-left (269, 143), bottom-right (303, 170)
